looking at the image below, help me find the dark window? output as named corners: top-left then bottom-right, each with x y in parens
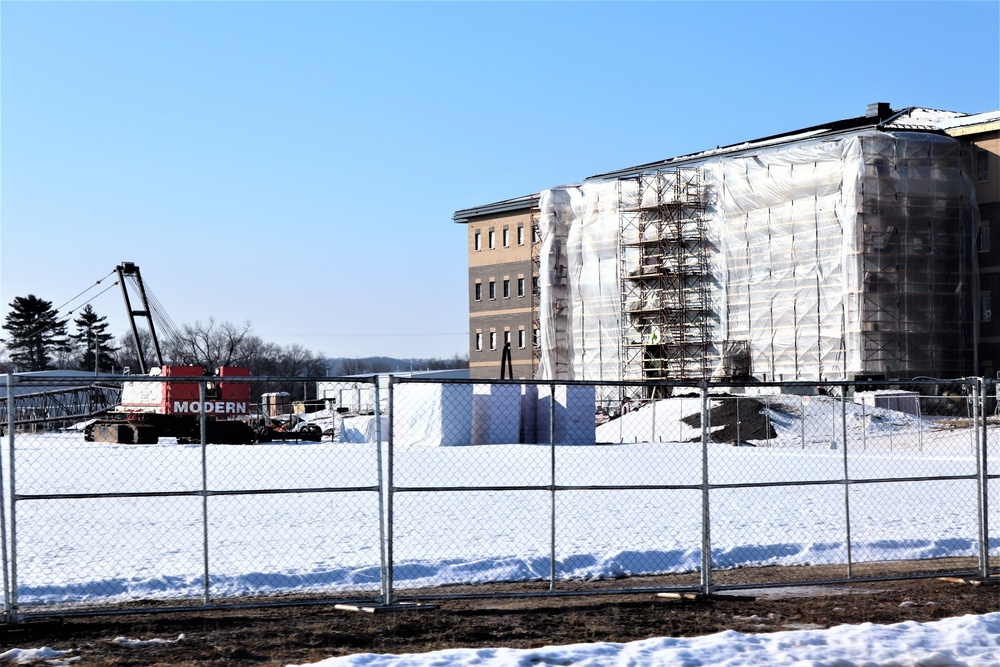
top-left (489, 280), bottom-right (496, 300)
top-left (517, 278), bottom-right (525, 297)
top-left (977, 150), bottom-right (989, 183)
top-left (474, 283), bottom-right (482, 301)
top-left (503, 279), bottom-right (510, 298)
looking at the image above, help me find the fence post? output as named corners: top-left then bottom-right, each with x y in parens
top-left (549, 382), bottom-right (557, 592)
top-left (7, 373), bottom-right (19, 622)
top-left (975, 378), bottom-right (990, 579)
top-left (734, 395), bottom-right (740, 446)
top-left (199, 380), bottom-right (211, 604)
top-left (374, 376), bottom-right (389, 605)
top-left (801, 395), bottom-right (806, 449)
top-left (384, 376), bottom-right (396, 606)
top-left (699, 381), bottom-right (712, 595)
top-left (651, 396), bottom-right (657, 442)
top-left (841, 387), bottom-right (853, 580)
top-left (2, 374), bottom-right (14, 622)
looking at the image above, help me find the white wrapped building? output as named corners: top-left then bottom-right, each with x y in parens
top-left (530, 106), bottom-right (981, 386)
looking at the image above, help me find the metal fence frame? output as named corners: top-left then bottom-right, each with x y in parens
top-left (1, 373), bottom-right (997, 622)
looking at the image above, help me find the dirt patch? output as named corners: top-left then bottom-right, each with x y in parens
top-left (682, 397), bottom-right (777, 443)
top-left (3, 569), bottom-right (999, 666)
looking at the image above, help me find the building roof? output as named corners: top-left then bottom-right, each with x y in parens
top-left (588, 105), bottom-right (970, 180)
top-left (452, 194), bottom-right (539, 224)
top-left (935, 109), bottom-right (1000, 137)
top-left (453, 104), bottom-right (992, 219)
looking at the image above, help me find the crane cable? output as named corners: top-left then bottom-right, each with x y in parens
top-left (3, 272), bottom-right (120, 344)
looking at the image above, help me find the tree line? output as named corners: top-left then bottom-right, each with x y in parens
top-left (1, 294), bottom-right (325, 378)
top-left (1, 295), bottom-right (469, 388)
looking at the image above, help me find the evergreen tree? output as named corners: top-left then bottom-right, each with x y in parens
top-left (70, 305), bottom-right (118, 373)
top-left (2, 295), bottom-right (71, 371)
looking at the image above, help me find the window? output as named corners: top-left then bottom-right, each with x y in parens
top-left (533, 327), bottom-right (540, 348)
top-left (504, 331), bottom-right (511, 347)
top-left (518, 329), bottom-right (526, 348)
top-left (532, 276), bottom-right (539, 294)
top-left (489, 331), bottom-right (497, 350)
top-left (503, 279), bottom-right (510, 298)
top-left (475, 333), bottom-right (483, 351)
top-left (980, 226), bottom-right (991, 254)
top-left (977, 150), bottom-right (989, 183)
top-left (517, 225), bottom-right (524, 245)
top-left (489, 280), bottom-right (496, 300)
top-left (502, 228), bottom-right (509, 247)
top-left (983, 296), bottom-right (993, 323)
top-left (488, 229), bottom-right (495, 249)
top-left (474, 231), bottom-right (481, 251)
top-left (517, 277), bottom-right (525, 297)
top-left (533, 224), bottom-right (540, 243)
top-left (474, 283), bottom-right (482, 301)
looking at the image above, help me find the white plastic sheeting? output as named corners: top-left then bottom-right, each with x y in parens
top-left (471, 384), bottom-right (521, 445)
top-left (535, 385), bottom-right (597, 446)
top-left (393, 383), bottom-right (473, 447)
top-left (338, 415), bottom-right (389, 443)
top-left (391, 382), bottom-right (596, 446)
top-left (537, 129), bottom-right (979, 383)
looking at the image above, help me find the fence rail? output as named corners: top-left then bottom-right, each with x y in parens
top-left (1, 373), bottom-right (997, 622)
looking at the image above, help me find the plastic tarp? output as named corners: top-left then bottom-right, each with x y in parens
top-left (393, 383), bottom-right (473, 447)
top-left (338, 415), bottom-right (389, 443)
top-left (535, 385), bottom-right (597, 446)
top-left (536, 129), bottom-right (979, 383)
top-left (471, 384), bottom-right (522, 445)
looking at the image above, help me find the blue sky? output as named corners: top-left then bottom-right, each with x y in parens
top-left (2, 1), bottom-right (998, 360)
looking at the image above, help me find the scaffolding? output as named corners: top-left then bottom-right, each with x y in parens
top-left (530, 199), bottom-right (542, 372)
top-left (618, 168), bottom-right (712, 387)
top-left (856, 133), bottom-right (973, 379)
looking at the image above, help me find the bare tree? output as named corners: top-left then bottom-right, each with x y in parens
top-left (113, 329), bottom-right (155, 374)
top-left (165, 319), bottom-right (255, 369)
top-left (338, 358), bottom-right (397, 376)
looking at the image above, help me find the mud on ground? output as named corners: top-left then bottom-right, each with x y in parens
top-left (3, 564), bottom-right (999, 666)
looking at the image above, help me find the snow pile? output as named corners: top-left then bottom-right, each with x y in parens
top-left (111, 634), bottom-right (185, 647)
top-left (0, 647), bottom-right (77, 665)
top-left (292, 612), bottom-right (1000, 667)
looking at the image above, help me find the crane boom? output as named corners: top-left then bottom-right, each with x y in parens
top-left (116, 262), bottom-right (165, 373)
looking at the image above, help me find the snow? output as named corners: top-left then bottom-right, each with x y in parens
top-left (289, 613), bottom-right (1000, 667)
top-left (0, 646), bottom-right (77, 665)
top-left (111, 633), bottom-right (185, 647)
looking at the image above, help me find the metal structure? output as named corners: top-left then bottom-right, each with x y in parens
top-left (0, 382), bottom-right (121, 431)
top-left (857, 135), bottom-right (972, 378)
top-left (530, 200), bottom-right (542, 372)
top-left (116, 262), bottom-right (165, 374)
top-left (2, 373), bottom-right (997, 623)
top-left (619, 168), bottom-right (711, 390)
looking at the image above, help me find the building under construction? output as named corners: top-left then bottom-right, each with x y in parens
top-left (455, 104), bottom-right (996, 386)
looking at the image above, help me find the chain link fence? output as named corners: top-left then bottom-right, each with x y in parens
top-left (1, 373), bottom-right (997, 621)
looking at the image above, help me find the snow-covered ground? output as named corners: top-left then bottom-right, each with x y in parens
top-left (5, 613), bottom-right (998, 666)
top-left (1, 394), bottom-right (998, 610)
top-left (290, 613), bottom-right (1000, 667)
